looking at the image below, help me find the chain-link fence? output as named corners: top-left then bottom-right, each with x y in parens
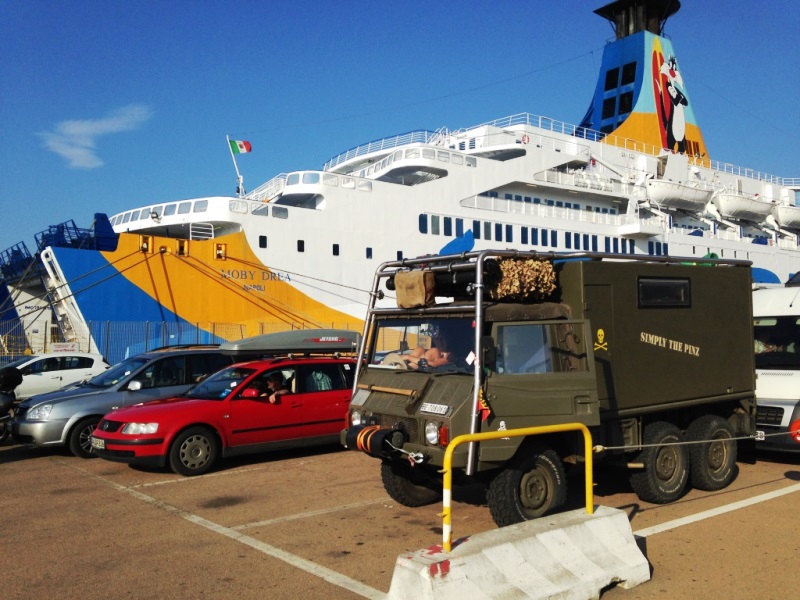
top-left (1, 320), bottom-right (360, 366)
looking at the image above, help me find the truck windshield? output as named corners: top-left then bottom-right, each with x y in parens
top-left (754, 316), bottom-right (800, 369)
top-left (369, 317), bottom-right (475, 373)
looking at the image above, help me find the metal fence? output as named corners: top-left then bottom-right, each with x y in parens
top-left (1, 320), bottom-right (360, 366)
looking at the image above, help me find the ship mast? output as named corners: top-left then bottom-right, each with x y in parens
top-left (594, 0), bottom-right (680, 39)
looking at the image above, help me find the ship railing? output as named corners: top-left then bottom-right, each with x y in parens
top-left (246, 173), bottom-right (288, 202)
top-left (189, 223), bottom-right (215, 240)
top-left (776, 237), bottom-right (798, 250)
top-left (323, 130), bottom-right (438, 171)
top-left (461, 195), bottom-right (625, 227)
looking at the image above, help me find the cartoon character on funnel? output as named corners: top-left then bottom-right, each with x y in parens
top-left (655, 55), bottom-right (688, 153)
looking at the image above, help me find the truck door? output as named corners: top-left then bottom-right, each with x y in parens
top-left (487, 320), bottom-right (600, 427)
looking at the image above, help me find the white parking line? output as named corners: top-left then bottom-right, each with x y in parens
top-left (634, 482), bottom-right (800, 538)
top-left (66, 461), bottom-right (386, 600)
top-left (233, 498), bottom-right (389, 530)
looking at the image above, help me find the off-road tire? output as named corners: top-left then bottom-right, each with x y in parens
top-left (68, 417), bottom-right (100, 458)
top-left (629, 421), bottom-right (689, 504)
top-left (686, 415), bottom-right (737, 491)
top-left (169, 427), bottom-right (219, 476)
top-left (487, 443), bottom-right (567, 527)
top-left (380, 460), bottom-right (441, 507)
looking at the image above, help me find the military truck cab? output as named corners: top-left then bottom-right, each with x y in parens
top-left (342, 250), bottom-right (757, 526)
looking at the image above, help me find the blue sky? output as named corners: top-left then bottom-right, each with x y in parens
top-left (1, 1), bottom-right (798, 255)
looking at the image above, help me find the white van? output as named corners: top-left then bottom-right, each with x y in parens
top-left (5, 353), bottom-right (110, 401)
top-left (752, 286), bottom-right (800, 453)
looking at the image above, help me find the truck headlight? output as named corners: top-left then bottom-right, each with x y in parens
top-left (351, 410), bottom-right (363, 426)
top-left (121, 422), bottom-right (159, 435)
top-left (27, 404), bottom-right (53, 420)
top-left (425, 421), bottom-right (440, 444)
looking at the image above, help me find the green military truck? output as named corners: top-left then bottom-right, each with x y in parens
top-left (341, 250), bottom-right (756, 526)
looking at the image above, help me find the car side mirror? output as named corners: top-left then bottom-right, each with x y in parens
top-left (240, 388), bottom-right (260, 399)
top-left (481, 336), bottom-right (497, 371)
top-left (128, 380), bottom-right (142, 391)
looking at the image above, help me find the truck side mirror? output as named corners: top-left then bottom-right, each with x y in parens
top-left (481, 336), bottom-right (497, 371)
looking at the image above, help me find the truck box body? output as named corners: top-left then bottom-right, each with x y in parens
top-left (556, 260), bottom-right (755, 413)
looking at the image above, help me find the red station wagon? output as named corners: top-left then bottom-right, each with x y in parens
top-left (91, 330), bottom-right (358, 476)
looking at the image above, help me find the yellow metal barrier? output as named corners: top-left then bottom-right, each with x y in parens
top-left (440, 423), bottom-right (594, 552)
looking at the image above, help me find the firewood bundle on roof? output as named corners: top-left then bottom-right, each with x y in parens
top-left (487, 258), bottom-right (557, 301)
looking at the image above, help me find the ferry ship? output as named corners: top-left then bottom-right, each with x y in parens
top-left (2, 0), bottom-right (799, 361)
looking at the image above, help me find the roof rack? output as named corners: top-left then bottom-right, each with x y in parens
top-left (220, 329), bottom-right (361, 357)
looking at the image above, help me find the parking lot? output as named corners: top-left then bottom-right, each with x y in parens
top-left (3, 439), bottom-right (799, 600)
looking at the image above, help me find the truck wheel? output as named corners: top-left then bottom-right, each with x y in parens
top-left (629, 421), bottom-right (689, 504)
top-left (686, 415), bottom-right (737, 491)
top-left (68, 417), bottom-right (100, 458)
top-left (487, 443), bottom-right (567, 527)
top-left (381, 461), bottom-right (441, 507)
top-left (168, 427), bottom-right (219, 476)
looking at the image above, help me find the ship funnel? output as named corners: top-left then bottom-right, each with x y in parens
top-left (595, 0), bottom-right (680, 39)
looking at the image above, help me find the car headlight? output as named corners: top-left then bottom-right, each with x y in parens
top-left (121, 422), bottom-right (159, 435)
top-left (425, 421), bottom-right (440, 445)
top-left (27, 404), bottom-right (53, 420)
top-left (351, 410), bottom-right (363, 426)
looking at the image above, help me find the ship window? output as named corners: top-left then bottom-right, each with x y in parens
top-left (251, 204), bottom-right (269, 216)
top-left (484, 222), bottom-right (492, 240)
top-left (394, 150), bottom-right (403, 161)
top-left (130, 211), bottom-right (139, 222)
top-left (466, 156), bottom-right (476, 167)
top-left (506, 224), bottom-right (513, 242)
top-left (605, 238), bottom-right (611, 253)
top-left (164, 204), bottom-right (178, 216)
top-left (592, 235), bottom-right (598, 251)
top-left (556, 201), bottom-right (563, 208)
top-left (259, 236), bottom-right (267, 249)
top-left (515, 195), bottom-right (522, 202)
top-left (456, 218), bottom-right (464, 237)
top-left (423, 148), bottom-right (435, 159)
top-left (602, 97), bottom-right (617, 120)
top-left (323, 173), bottom-right (338, 186)
top-left (604, 67), bottom-right (619, 91)
top-left (272, 206), bottom-right (288, 219)
top-left (151, 206), bottom-right (163, 218)
top-left (406, 149), bottom-right (419, 159)
top-left (193, 200), bottom-right (208, 213)
top-left (452, 154), bottom-right (463, 165)
top-left (565, 232), bottom-right (572, 249)
top-left (542, 228), bottom-right (548, 247)
top-left (333, 244), bottom-right (339, 256)
top-left (521, 227), bottom-right (528, 244)
top-left (621, 62), bottom-right (636, 86)
top-left (531, 228), bottom-right (539, 245)
top-left (583, 234), bottom-right (589, 250)
top-left (619, 91), bottom-right (633, 115)
top-left (550, 230), bottom-right (557, 247)
top-left (546, 199), bottom-right (554, 206)
top-left (397, 251), bottom-right (403, 260)
top-left (534, 198), bottom-right (541, 204)
top-left (287, 173), bottom-right (300, 185)
top-left (431, 215), bottom-right (440, 235)
top-left (437, 151), bottom-right (449, 162)
top-left (140, 209), bottom-right (151, 219)
top-left (613, 238), bottom-right (619, 253)
top-left (357, 180), bottom-right (372, 192)
top-left (178, 202), bottom-right (192, 214)
top-left (341, 177), bottom-right (355, 189)
top-left (297, 240), bottom-right (305, 253)
top-left (366, 247), bottom-right (373, 259)
top-left (122, 213), bottom-right (131, 223)
top-left (495, 223), bottom-right (503, 241)
top-left (505, 193), bottom-right (513, 200)
top-left (444, 217), bottom-right (452, 236)
top-left (473, 220), bottom-right (481, 240)
top-left (574, 233), bottom-right (580, 250)
top-left (638, 277), bottom-right (691, 308)
top-left (230, 200), bottom-right (248, 214)
top-left (419, 214), bottom-right (428, 234)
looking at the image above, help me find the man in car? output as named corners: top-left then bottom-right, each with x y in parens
top-left (265, 373), bottom-right (290, 404)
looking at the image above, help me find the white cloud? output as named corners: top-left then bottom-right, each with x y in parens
top-left (39, 104), bottom-right (153, 169)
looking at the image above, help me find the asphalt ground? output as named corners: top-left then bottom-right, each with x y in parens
top-left (2, 439), bottom-right (799, 600)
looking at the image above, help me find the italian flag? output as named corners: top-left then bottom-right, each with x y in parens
top-left (229, 139), bottom-right (252, 154)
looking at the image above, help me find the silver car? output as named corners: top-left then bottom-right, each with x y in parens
top-left (11, 346), bottom-right (237, 458)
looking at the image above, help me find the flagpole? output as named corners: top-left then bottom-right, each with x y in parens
top-left (226, 135), bottom-right (245, 197)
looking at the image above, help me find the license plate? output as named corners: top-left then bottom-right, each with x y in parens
top-left (91, 436), bottom-right (105, 450)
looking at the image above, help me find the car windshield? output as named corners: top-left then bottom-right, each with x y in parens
top-left (4, 357), bottom-right (38, 369)
top-left (369, 317), bottom-right (475, 374)
top-left (85, 356), bottom-right (150, 388)
top-left (185, 366), bottom-right (257, 400)
top-left (754, 316), bottom-right (800, 369)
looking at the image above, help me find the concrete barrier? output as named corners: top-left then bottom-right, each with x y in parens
top-left (386, 505), bottom-right (650, 600)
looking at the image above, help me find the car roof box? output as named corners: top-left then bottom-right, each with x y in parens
top-left (220, 329), bottom-right (361, 357)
